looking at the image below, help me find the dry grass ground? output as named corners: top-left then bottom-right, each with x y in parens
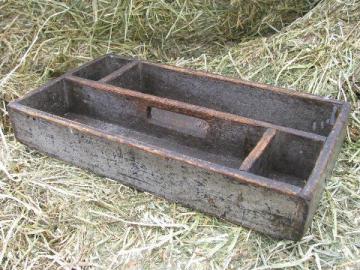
top-left (0, 0), bottom-right (359, 269)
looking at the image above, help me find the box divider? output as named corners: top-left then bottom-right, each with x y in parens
top-left (99, 61), bottom-right (139, 83)
top-left (240, 128), bottom-right (276, 172)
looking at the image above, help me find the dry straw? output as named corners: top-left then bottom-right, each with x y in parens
top-left (0, 0), bottom-right (359, 269)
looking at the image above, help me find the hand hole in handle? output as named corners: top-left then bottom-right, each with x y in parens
top-left (147, 107), bottom-right (209, 138)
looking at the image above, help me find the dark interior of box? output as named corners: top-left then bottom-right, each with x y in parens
top-left (102, 60), bottom-right (338, 137)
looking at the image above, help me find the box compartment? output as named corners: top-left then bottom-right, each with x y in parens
top-left (241, 130), bottom-right (323, 187)
top-left (106, 61), bottom-right (339, 136)
top-left (19, 80), bottom-right (266, 169)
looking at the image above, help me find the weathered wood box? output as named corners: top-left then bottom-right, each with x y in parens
top-left (8, 54), bottom-right (350, 240)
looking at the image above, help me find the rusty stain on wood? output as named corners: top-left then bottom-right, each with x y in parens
top-left (8, 54), bottom-right (350, 240)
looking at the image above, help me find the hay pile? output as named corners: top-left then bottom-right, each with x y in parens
top-left (1, 0), bottom-right (359, 269)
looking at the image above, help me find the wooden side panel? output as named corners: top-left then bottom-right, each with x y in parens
top-left (9, 108), bottom-right (306, 240)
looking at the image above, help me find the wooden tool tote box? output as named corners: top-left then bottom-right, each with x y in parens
top-left (8, 54), bottom-right (350, 240)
